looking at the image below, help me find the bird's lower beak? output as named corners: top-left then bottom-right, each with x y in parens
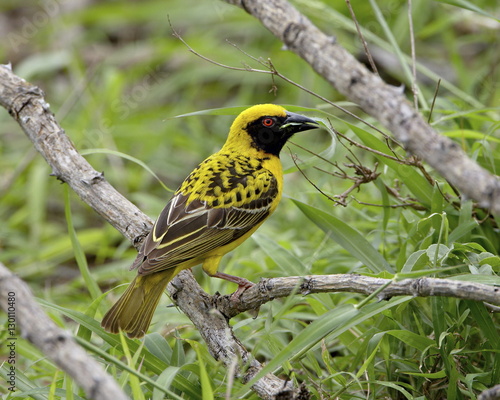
top-left (280, 112), bottom-right (319, 133)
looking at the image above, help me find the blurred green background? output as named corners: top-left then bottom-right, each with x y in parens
top-left (1, 0), bottom-right (499, 399)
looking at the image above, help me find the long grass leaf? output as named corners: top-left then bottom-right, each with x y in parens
top-left (81, 148), bottom-right (173, 192)
top-left (64, 186), bottom-right (101, 300)
top-left (252, 232), bottom-right (308, 276)
top-left (293, 199), bottom-right (393, 273)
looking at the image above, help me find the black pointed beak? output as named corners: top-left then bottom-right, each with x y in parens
top-left (280, 112), bottom-right (319, 133)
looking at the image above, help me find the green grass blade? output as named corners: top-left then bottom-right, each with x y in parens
top-left (152, 366), bottom-right (181, 400)
top-left (436, 0), bottom-right (500, 20)
top-left (144, 333), bottom-right (173, 364)
top-left (81, 148), bottom-right (173, 192)
top-left (252, 232), bottom-right (308, 276)
top-left (64, 186), bottom-right (102, 300)
top-left (189, 341), bottom-right (214, 400)
top-left (75, 336), bottom-right (183, 400)
top-left (172, 106), bottom-right (249, 118)
top-left (172, 105), bottom-right (322, 119)
top-left (385, 330), bottom-right (436, 352)
top-left (293, 199), bottom-right (394, 273)
top-left (368, 0), bottom-right (427, 108)
top-left (467, 301), bottom-right (500, 349)
top-left (236, 297), bottom-right (411, 396)
top-left (0, 364), bottom-right (48, 400)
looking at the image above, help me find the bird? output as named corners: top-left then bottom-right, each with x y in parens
top-left (101, 104), bottom-right (318, 338)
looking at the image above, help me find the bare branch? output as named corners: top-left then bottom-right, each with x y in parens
top-left (174, 29), bottom-right (393, 141)
top-left (345, 0), bottom-right (379, 75)
top-left (0, 262), bottom-right (129, 400)
top-left (214, 274), bottom-right (500, 319)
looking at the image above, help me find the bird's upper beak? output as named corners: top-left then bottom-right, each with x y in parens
top-left (280, 112), bottom-right (319, 133)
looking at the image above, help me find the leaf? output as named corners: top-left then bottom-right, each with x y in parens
top-left (426, 244), bottom-right (451, 265)
top-left (252, 232), bottom-right (308, 276)
top-left (189, 341), bottom-right (214, 400)
top-left (145, 333), bottom-right (173, 364)
top-left (372, 380), bottom-right (413, 399)
top-left (436, 0), bottom-right (500, 20)
top-left (448, 220), bottom-right (478, 244)
top-left (38, 299), bottom-right (197, 398)
top-left (441, 129), bottom-right (500, 144)
top-left (467, 301), bottom-right (500, 349)
top-left (293, 199), bottom-right (394, 273)
top-left (385, 330), bottom-right (436, 352)
top-left (448, 274), bottom-right (500, 285)
top-left (0, 364), bottom-right (47, 400)
top-left (401, 250), bottom-right (427, 273)
top-left (81, 148), bottom-right (174, 192)
top-left (172, 104), bottom-right (325, 119)
top-left (152, 367), bottom-right (182, 400)
top-left (172, 106), bottom-right (249, 119)
top-left (64, 186), bottom-right (101, 300)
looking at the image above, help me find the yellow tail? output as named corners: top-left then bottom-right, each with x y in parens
top-left (101, 270), bottom-right (176, 338)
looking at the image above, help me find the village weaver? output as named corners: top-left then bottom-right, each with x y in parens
top-left (101, 104), bottom-right (318, 338)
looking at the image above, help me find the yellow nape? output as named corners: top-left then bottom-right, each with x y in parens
top-left (231, 104), bottom-right (287, 129)
top-left (222, 104), bottom-right (287, 153)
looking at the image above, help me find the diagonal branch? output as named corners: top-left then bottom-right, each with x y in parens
top-left (223, 0), bottom-right (500, 214)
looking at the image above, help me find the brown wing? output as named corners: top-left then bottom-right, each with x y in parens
top-left (131, 172), bottom-right (278, 275)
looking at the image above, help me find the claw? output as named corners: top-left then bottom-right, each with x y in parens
top-left (230, 280), bottom-right (255, 301)
top-left (210, 271), bottom-right (254, 300)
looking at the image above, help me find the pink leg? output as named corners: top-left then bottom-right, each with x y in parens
top-left (209, 271), bottom-right (254, 300)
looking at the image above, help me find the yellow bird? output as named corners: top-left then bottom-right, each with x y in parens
top-left (101, 104), bottom-right (318, 337)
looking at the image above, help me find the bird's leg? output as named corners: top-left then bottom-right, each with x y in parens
top-left (209, 271), bottom-right (254, 300)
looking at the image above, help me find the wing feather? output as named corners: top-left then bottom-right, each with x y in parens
top-left (132, 166), bottom-right (278, 275)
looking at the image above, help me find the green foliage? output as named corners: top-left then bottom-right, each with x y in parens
top-left (1, 0), bottom-right (499, 398)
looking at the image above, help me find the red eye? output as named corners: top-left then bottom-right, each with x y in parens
top-left (262, 117), bottom-right (274, 127)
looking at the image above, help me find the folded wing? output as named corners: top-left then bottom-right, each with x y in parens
top-left (131, 168), bottom-right (278, 275)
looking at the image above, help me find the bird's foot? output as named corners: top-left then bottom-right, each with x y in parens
top-left (230, 281), bottom-right (255, 302)
top-left (210, 271), bottom-right (254, 301)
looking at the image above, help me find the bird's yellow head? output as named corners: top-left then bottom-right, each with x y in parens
top-left (223, 104), bottom-right (318, 156)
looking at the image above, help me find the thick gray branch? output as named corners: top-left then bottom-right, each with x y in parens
top-left (0, 262), bottom-right (129, 400)
top-left (214, 274), bottom-right (500, 318)
top-left (225, 0), bottom-right (500, 214)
